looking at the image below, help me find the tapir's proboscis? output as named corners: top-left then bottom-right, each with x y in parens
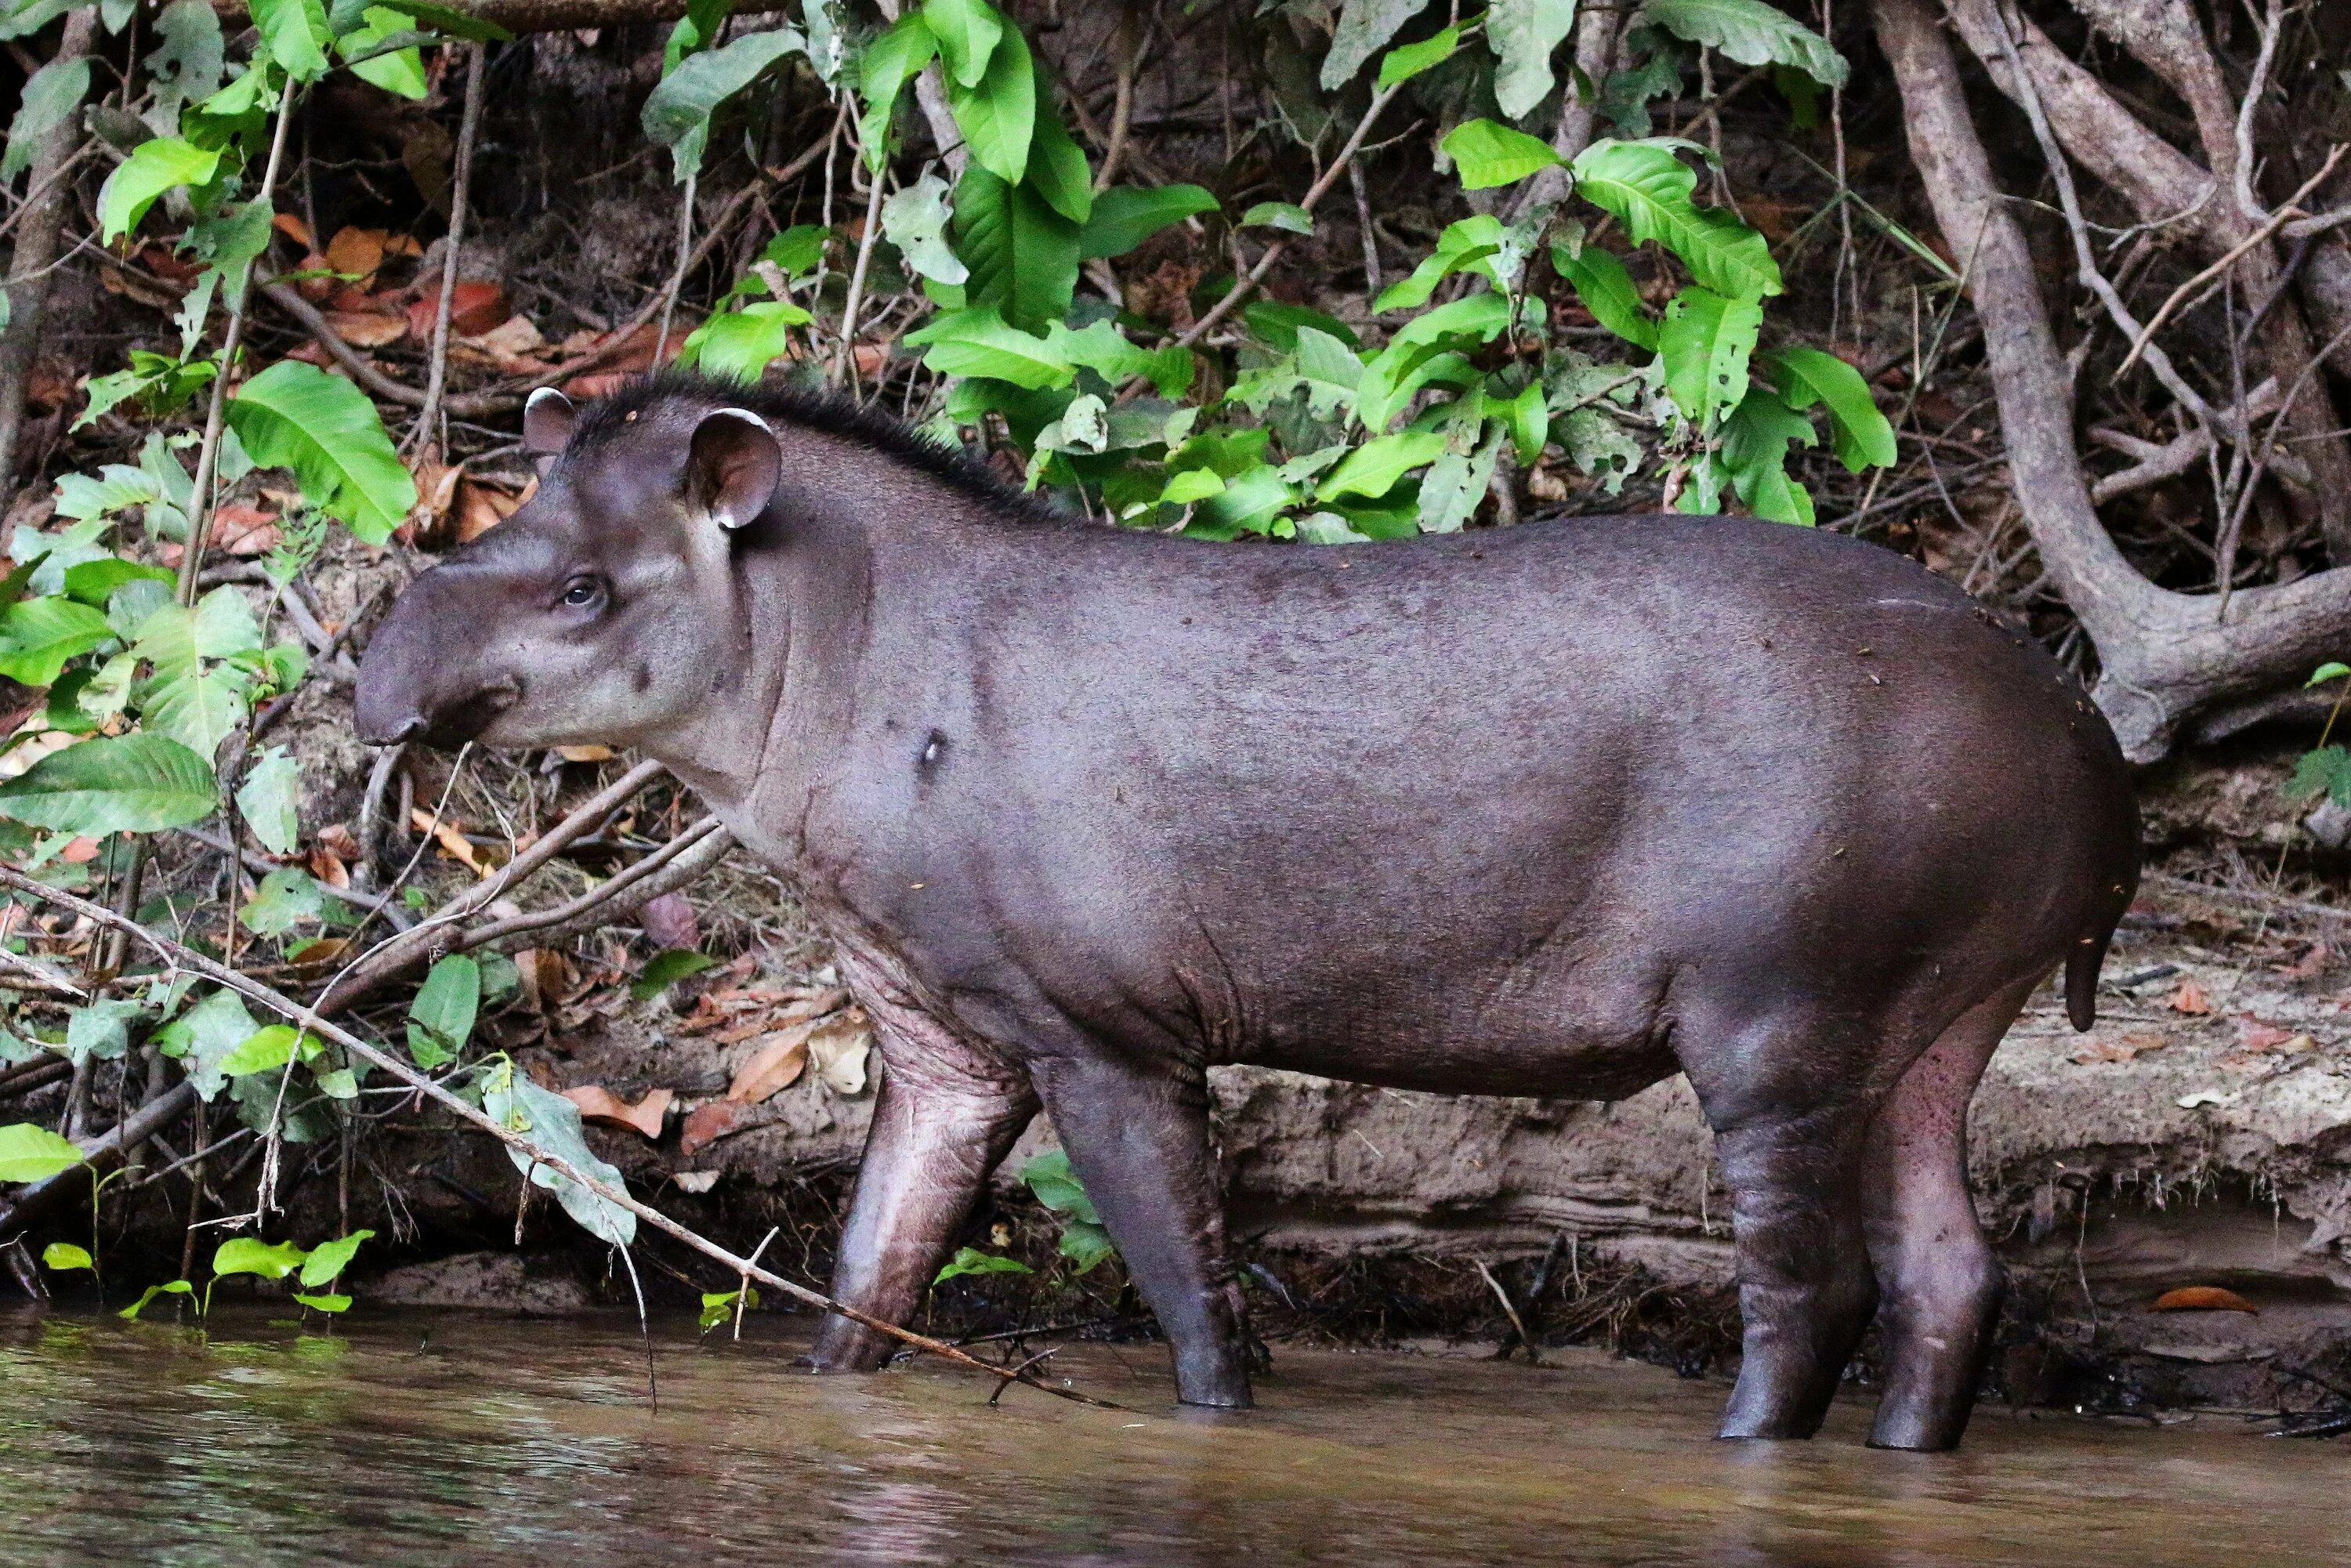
top-left (356, 372), bottom-right (2139, 1451)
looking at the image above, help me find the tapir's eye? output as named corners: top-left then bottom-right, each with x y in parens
top-left (560, 576), bottom-right (603, 610)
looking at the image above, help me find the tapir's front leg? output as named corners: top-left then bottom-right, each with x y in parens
top-left (805, 1019), bottom-right (1037, 1372)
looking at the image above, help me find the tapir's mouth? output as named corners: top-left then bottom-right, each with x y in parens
top-left (360, 679), bottom-right (522, 750)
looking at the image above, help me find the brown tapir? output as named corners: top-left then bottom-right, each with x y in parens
top-left (355, 371), bottom-right (2139, 1450)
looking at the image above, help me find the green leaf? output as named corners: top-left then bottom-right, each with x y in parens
top-left (1634, 0), bottom-right (1848, 89)
top-left (640, 24), bottom-right (806, 180)
top-left (1766, 346), bottom-right (1895, 473)
top-left (934, 1246), bottom-right (1033, 1283)
top-left (212, 1236), bottom-right (308, 1280)
top-left (3, 56), bottom-right (89, 181)
top-left (119, 1279), bottom-right (194, 1319)
top-left (1487, 0), bottom-right (1575, 118)
top-left (240, 867), bottom-right (327, 936)
top-left (298, 1228), bottom-right (374, 1287)
top-left (134, 594), bottom-right (259, 759)
top-left (0, 595), bottom-right (112, 687)
top-left (945, 20), bottom-right (1033, 184)
top-left (143, 2), bottom-right (226, 139)
top-left (366, 0), bottom-right (512, 42)
top-left (921, 0), bottom-right (1000, 88)
top-left (154, 990), bottom-right (259, 1102)
top-left (234, 746), bottom-right (301, 856)
top-left (951, 167), bottom-right (1079, 334)
top-left (1241, 201), bottom-right (1313, 235)
top-left (1500, 378), bottom-right (1551, 465)
top-left (1657, 285), bottom-right (1762, 433)
top-left (1570, 139), bottom-right (1781, 300)
top-left (880, 170), bottom-right (966, 284)
top-left (1079, 183), bottom-right (1216, 260)
top-left (1375, 215), bottom-right (1504, 312)
top-left (1441, 118), bottom-right (1563, 190)
top-left (406, 954), bottom-right (478, 1069)
top-left (62, 559), bottom-right (174, 609)
top-left (2288, 744), bottom-right (2351, 807)
top-left (1552, 244), bottom-right (1658, 351)
top-left (249, 0), bottom-right (331, 81)
top-left (219, 1024), bottom-right (312, 1077)
top-left (905, 306), bottom-right (1072, 389)
top-left (338, 5), bottom-right (427, 99)
top-left (1160, 469), bottom-right (1226, 505)
top-left (1020, 1149), bottom-right (1099, 1223)
top-left (632, 948), bottom-right (716, 1001)
top-left (482, 1062), bottom-right (636, 1245)
top-left (2309, 663), bottom-right (2351, 688)
top-left (292, 1291), bottom-right (351, 1312)
top-left (1378, 23), bottom-right (1458, 89)
top-left (1025, 85), bottom-right (1092, 225)
top-left (676, 300), bottom-right (812, 382)
top-left (1321, 0), bottom-right (1433, 89)
top-left (226, 360), bottom-right (417, 545)
top-left (96, 137), bottom-right (222, 244)
top-left (1057, 1218), bottom-right (1115, 1273)
top-left (0, 1123), bottom-right (85, 1182)
top-left (698, 1285), bottom-right (758, 1327)
top-left (42, 1241), bottom-right (94, 1271)
top-left (857, 13), bottom-right (937, 168)
top-left (0, 734), bottom-right (218, 837)
top-left (65, 999), bottom-right (141, 1066)
top-left (1719, 386), bottom-right (1818, 525)
top-left (1319, 431), bottom-right (1448, 500)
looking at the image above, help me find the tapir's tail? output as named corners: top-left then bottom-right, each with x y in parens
top-left (2064, 867), bottom-right (2139, 1032)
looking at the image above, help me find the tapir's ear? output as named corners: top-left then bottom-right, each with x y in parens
top-left (686, 407), bottom-right (783, 532)
top-left (523, 388), bottom-right (576, 455)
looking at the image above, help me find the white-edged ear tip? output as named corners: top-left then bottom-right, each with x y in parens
top-left (525, 387), bottom-right (571, 415)
top-left (708, 407), bottom-right (774, 434)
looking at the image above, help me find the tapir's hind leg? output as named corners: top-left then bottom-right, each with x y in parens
top-left (1858, 980), bottom-right (2027, 1451)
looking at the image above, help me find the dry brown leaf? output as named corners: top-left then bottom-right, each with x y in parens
top-left (726, 1025), bottom-right (812, 1103)
top-left (2275, 943), bottom-right (2334, 981)
top-left (639, 891), bottom-right (699, 951)
top-left (405, 281), bottom-right (509, 341)
top-left (679, 1099), bottom-right (744, 1156)
top-left (807, 1009), bottom-right (872, 1095)
top-left (556, 744), bottom-right (614, 762)
top-left (208, 502), bottom-right (281, 556)
top-left (2150, 1285), bottom-right (2259, 1314)
top-left (453, 476), bottom-right (527, 542)
top-left (321, 308), bottom-right (408, 349)
top-left (271, 212), bottom-right (314, 249)
top-left (562, 1084), bottom-right (672, 1139)
top-left (463, 313), bottom-right (544, 359)
top-left (318, 823), bottom-right (362, 860)
top-left (2071, 1037), bottom-right (2140, 1065)
top-left (324, 226), bottom-right (388, 285)
top-left (2169, 980), bottom-right (2212, 1016)
top-left (307, 846), bottom-right (350, 889)
top-left (513, 947), bottom-right (572, 1012)
top-left (410, 807), bottom-right (486, 875)
top-left (57, 836), bottom-right (100, 865)
top-left (285, 936), bottom-right (350, 969)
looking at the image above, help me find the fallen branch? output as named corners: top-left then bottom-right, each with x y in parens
top-left (0, 866), bottom-right (1114, 1410)
top-left (0, 9), bottom-right (97, 492)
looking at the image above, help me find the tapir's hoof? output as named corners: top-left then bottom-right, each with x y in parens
top-left (1864, 1414), bottom-right (1968, 1453)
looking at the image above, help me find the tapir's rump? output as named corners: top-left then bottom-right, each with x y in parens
top-left (355, 374), bottom-right (2140, 1452)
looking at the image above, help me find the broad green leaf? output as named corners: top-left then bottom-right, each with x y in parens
top-left (880, 171), bottom-right (966, 284)
top-left (367, 0), bottom-right (512, 41)
top-left (1440, 118), bottom-right (1562, 190)
top-left (1766, 346), bottom-right (1895, 472)
top-left (226, 360), bottom-right (416, 544)
top-left (1295, 328), bottom-right (1366, 419)
top-left (234, 744), bottom-right (301, 855)
top-left (406, 953), bottom-right (479, 1069)
top-left (640, 24), bottom-right (806, 180)
top-left (1719, 386), bottom-right (1819, 525)
top-left (1321, 0), bottom-right (1433, 89)
top-left (698, 1285), bottom-right (759, 1327)
top-left (96, 137), bottom-right (220, 244)
top-left (61, 559), bottom-right (174, 608)
top-left (632, 948), bottom-right (716, 1001)
top-left (118, 1279), bottom-right (194, 1319)
top-left (314, 1067), bottom-right (359, 1099)
top-left (1020, 1149), bottom-right (1099, 1222)
top-left (2308, 663), bottom-right (2351, 688)
top-left (1378, 24), bottom-right (1458, 89)
top-left (1570, 139), bottom-right (1781, 300)
top-left (1058, 1219), bottom-right (1116, 1272)
top-left (299, 1228), bottom-right (375, 1287)
top-left (1375, 215), bottom-right (1504, 312)
top-left (1242, 301), bottom-right (1361, 353)
top-left (0, 1122), bottom-right (84, 1182)
top-left (1043, 320), bottom-right (1190, 398)
top-left (1078, 183), bottom-right (1216, 260)
top-left (1241, 201), bottom-right (1313, 235)
top-left (241, 867), bottom-right (327, 936)
top-left (154, 990), bottom-right (259, 1102)
top-left (951, 167), bottom-right (1078, 333)
top-left (1552, 243), bottom-right (1658, 350)
top-left (800, 0), bottom-right (845, 82)
top-left (1658, 285), bottom-right (1762, 433)
top-left (1635, 0), bottom-right (1847, 89)
top-left (857, 13), bottom-right (937, 168)
top-left (1488, 0), bottom-right (1575, 118)
top-left (249, 0), bottom-right (331, 82)
top-left (1355, 348), bottom-right (1480, 434)
top-left (1499, 378), bottom-right (1551, 465)
top-left (905, 306), bottom-right (1072, 389)
top-left (1025, 83), bottom-right (1092, 225)
top-left (0, 595), bottom-right (111, 686)
top-left (934, 1246), bottom-right (1033, 1283)
top-left (42, 1241), bottom-right (94, 1271)
top-left (483, 1061), bottom-right (636, 1245)
top-left (944, 21), bottom-right (1033, 184)
top-left (338, 7), bottom-right (428, 100)
top-left (65, 999), bottom-right (141, 1066)
top-left (1387, 290), bottom-right (1516, 356)
top-left (1415, 426), bottom-right (1503, 533)
top-left (143, 1), bottom-right (226, 139)
top-left (3, 56), bottom-right (89, 181)
top-left (212, 1236), bottom-right (308, 1280)
top-left (292, 1292), bottom-right (351, 1312)
top-left (135, 594), bottom-right (259, 758)
top-left (1319, 431), bottom-right (1447, 501)
top-left (219, 1023), bottom-right (314, 1077)
top-left (922, 0), bottom-right (999, 88)
top-left (676, 301), bottom-right (811, 382)
top-left (1160, 469), bottom-right (1226, 505)
top-left (0, 734), bottom-right (218, 837)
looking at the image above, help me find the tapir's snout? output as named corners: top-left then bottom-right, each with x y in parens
top-left (354, 567), bottom-right (519, 748)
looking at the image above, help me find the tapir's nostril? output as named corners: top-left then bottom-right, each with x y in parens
top-left (360, 712), bottom-right (426, 746)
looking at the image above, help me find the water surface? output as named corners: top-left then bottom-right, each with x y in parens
top-left (0, 1307), bottom-right (2339, 1566)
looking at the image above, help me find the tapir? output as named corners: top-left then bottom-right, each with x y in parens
top-left (354, 371), bottom-right (2139, 1450)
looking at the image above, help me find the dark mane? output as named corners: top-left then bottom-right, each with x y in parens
top-left (567, 368), bottom-right (1071, 526)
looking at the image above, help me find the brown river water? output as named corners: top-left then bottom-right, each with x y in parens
top-left (0, 1306), bottom-right (2342, 1567)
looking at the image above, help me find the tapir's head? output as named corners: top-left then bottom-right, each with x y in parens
top-left (355, 381), bottom-right (784, 750)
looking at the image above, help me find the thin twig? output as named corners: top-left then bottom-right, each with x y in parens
top-left (411, 41), bottom-right (490, 454)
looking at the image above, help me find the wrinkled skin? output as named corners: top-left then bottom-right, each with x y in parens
top-left (357, 376), bottom-right (2139, 1451)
